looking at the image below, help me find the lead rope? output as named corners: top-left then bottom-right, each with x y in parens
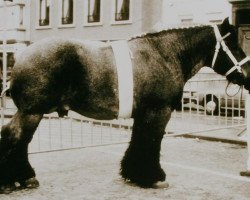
top-left (225, 82), bottom-right (242, 97)
top-left (225, 83), bottom-right (244, 117)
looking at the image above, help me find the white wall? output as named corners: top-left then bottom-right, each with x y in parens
top-left (161, 0), bottom-right (232, 26)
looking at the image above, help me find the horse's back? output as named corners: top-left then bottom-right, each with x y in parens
top-left (15, 38), bottom-right (108, 67)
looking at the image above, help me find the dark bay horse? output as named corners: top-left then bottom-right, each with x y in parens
top-left (0, 18), bottom-right (250, 193)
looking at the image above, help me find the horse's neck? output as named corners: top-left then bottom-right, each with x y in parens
top-left (152, 26), bottom-right (216, 81)
top-left (184, 27), bottom-right (216, 80)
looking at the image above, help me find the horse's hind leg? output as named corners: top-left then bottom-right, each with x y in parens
top-left (120, 106), bottom-right (171, 188)
top-left (0, 111), bottom-right (42, 193)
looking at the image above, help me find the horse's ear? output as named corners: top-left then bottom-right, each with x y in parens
top-left (221, 18), bottom-right (230, 28)
top-left (220, 17), bottom-right (231, 32)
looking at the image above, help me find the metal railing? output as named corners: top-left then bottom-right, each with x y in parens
top-left (0, 78), bottom-right (247, 153)
top-left (168, 78), bottom-right (246, 134)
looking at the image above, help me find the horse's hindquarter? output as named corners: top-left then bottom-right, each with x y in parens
top-left (10, 39), bottom-right (119, 119)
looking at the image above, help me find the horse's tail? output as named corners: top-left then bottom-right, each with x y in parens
top-left (1, 81), bottom-right (10, 97)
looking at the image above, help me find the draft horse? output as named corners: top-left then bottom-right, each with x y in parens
top-left (0, 18), bottom-right (250, 193)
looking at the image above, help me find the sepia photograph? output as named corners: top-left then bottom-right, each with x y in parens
top-left (0, 0), bottom-right (250, 199)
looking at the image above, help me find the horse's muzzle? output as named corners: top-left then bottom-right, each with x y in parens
top-left (241, 62), bottom-right (250, 92)
top-left (241, 63), bottom-right (250, 79)
top-left (244, 78), bottom-right (250, 93)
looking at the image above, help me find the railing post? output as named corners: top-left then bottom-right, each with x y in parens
top-left (240, 93), bottom-right (250, 176)
top-left (247, 94), bottom-right (250, 170)
top-left (2, 1), bottom-right (8, 96)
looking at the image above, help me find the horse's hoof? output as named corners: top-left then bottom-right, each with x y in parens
top-left (152, 181), bottom-right (169, 189)
top-left (0, 183), bottom-right (16, 194)
top-left (20, 177), bottom-right (39, 189)
top-left (240, 170), bottom-right (250, 177)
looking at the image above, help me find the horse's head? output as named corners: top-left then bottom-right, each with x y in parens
top-left (211, 18), bottom-right (250, 92)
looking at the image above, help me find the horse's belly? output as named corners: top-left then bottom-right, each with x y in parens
top-left (76, 102), bottom-right (119, 120)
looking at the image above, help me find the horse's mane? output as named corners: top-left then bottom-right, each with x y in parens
top-left (129, 23), bottom-right (209, 41)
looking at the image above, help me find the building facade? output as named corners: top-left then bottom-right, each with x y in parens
top-left (161, 0), bottom-right (232, 26)
top-left (0, 0), bottom-right (237, 78)
top-left (0, 0), bottom-right (163, 71)
top-left (30, 0), bottom-right (145, 42)
top-left (229, 0), bottom-right (250, 56)
top-left (0, 0), bottom-right (30, 77)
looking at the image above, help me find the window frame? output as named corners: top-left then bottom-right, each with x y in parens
top-left (83, 0), bottom-right (103, 27)
top-left (178, 14), bottom-right (193, 26)
top-left (36, 0), bottom-right (52, 29)
top-left (206, 12), bottom-right (224, 25)
top-left (111, 0), bottom-right (132, 25)
top-left (180, 18), bottom-right (194, 26)
top-left (17, 3), bottom-right (25, 29)
top-left (58, 0), bottom-right (75, 28)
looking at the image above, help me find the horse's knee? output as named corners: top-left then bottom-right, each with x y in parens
top-left (0, 124), bottom-right (21, 146)
top-left (1, 112), bottom-right (24, 146)
top-left (1, 113), bottom-right (42, 146)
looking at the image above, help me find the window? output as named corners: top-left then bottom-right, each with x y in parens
top-left (7, 53), bottom-right (14, 76)
top-left (0, 52), bottom-right (15, 81)
top-left (236, 9), bottom-right (250, 25)
top-left (19, 5), bottom-right (24, 27)
top-left (84, 0), bottom-right (102, 26)
top-left (61, 0), bottom-right (73, 24)
top-left (206, 12), bottom-right (223, 25)
top-left (209, 19), bottom-right (222, 24)
top-left (87, 0), bottom-right (101, 23)
top-left (181, 18), bottom-right (193, 26)
top-left (115, 0), bottom-right (130, 21)
top-left (39, 0), bottom-right (50, 26)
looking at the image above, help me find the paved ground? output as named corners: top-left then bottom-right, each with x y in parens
top-left (1, 98), bottom-right (249, 199)
top-left (1, 137), bottom-right (250, 200)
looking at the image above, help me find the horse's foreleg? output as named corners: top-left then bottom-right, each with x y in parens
top-left (0, 111), bottom-right (42, 193)
top-left (120, 106), bottom-right (171, 188)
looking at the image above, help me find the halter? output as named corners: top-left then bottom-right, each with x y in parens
top-left (211, 24), bottom-right (250, 77)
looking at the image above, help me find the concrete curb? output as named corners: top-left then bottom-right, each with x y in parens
top-left (180, 134), bottom-right (247, 146)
